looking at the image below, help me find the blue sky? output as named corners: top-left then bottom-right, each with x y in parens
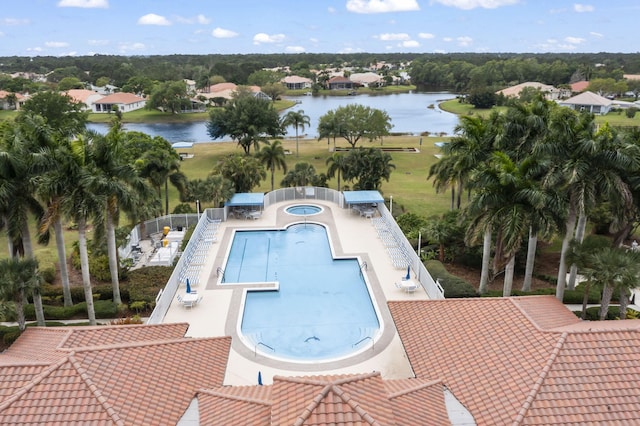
top-left (0, 0), bottom-right (636, 57)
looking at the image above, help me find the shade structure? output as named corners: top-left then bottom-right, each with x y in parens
top-left (171, 142), bottom-right (194, 149)
top-left (342, 190), bottom-right (385, 206)
top-left (258, 371), bottom-right (263, 386)
top-left (226, 193), bottom-right (265, 207)
top-left (186, 279), bottom-right (191, 294)
top-left (405, 265), bottom-right (411, 280)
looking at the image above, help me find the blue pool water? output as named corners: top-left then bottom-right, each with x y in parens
top-left (224, 223), bottom-right (380, 361)
top-left (286, 204), bottom-right (322, 216)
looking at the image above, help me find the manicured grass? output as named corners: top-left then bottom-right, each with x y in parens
top-left (595, 110), bottom-right (640, 127)
top-left (439, 98), bottom-right (507, 118)
top-left (0, 110), bottom-right (17, 121)
top-left (0, 135), bottom-right (452, 264)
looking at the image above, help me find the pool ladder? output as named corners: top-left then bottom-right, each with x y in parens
top-left (216, 267), bottom-right (225, 279)
top-left (352, 336), bottom-right (374, 350)
top-left (255, 341), bottom-right (275, 356)
top-left (359, 261), bottom-right (368, 278)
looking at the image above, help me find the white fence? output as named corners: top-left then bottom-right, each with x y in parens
top-left (147, 187), bottom-right (444, 324)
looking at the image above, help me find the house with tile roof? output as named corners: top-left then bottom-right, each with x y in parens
top-left (0, 324), bottom-right (231, 425)
top-left (570, 80), bottom-right (590, 93)
top-left (350, 72), bottom-right (384, 88)
top-left (199, 82), bottom-right (271, 102)
top-left (92, 92), bottom-right (146, 113)
top-left (281, 75), bottom-right (313, 90)
top-left (389, 296), bottom-right (640, 425)
top-left (3, 294), bottom-right (640, 424)
top-left (64, 89), bottom-right (103, 111)
top-left (559, 91), bottom-right (613, 115)
top-left (0, 90), bottom-right (26, 110)
top-left (326, 76), bottom-right (354, 90)
top-left (496, 82), bottom-right (567, 101)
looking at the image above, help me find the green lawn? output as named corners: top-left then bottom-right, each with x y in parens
top-left (0, 135), bottom-right (452, 266)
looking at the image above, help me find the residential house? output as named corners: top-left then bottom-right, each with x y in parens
top-left (92, 92), bottom-right (146, 113)
top-left (281, 75), bottom-right (313, 90)
top-left (2, 296), bottom-right (639, 424)
top-left (496, 81), bottom-right (568, 101)
top-left (184, 78), bottom-right (196, 94)
top-left (198, 82), bottom-right (270, 102)
top-left (65, 89), bottom-right (103, 111)
top-left (90, 84), bottom-right (119, 95)
top-left (326, 76), bottom-right (353, 90)
top-left (559, 90), bottom-right (613, 115)
top-left (349, 72), bottom-right (384, 88)
top-left (0, 90), bottom-right (26, 110)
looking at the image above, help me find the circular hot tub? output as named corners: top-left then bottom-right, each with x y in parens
top-left (286, 204), bottom-right (323, 216)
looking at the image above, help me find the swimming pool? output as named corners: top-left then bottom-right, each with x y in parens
top-left (223, 223), bottom-right (380, 362)
top-left (285, 204), bottom-right (323, 216)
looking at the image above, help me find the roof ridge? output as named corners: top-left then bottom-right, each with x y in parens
top-left (71, 335), bottom-right (229, 353)
top-left (293, 383), bottom-right (333, 426)
top-left (387, 379), bottom-right (443, 399)
top-left (68, 353), bottom-right (125, 425)
top-left (275, 371), bottom-right (380, 386)
top-left (512, 332), bottom-right (569, 425)
top-left (0, 355), bottom-right (70, 412)
top-left (197, 388), bottom-right (271, 406)
top-left (330, 385), bottom-right (380, 425)
top-left (508, 296), bottom-right (570, 333)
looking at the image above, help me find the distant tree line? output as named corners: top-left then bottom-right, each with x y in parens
top-left (1, 52), bottom-right (640, 94)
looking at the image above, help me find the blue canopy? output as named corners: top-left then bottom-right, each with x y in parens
top-left (172, 142), bottom-right (194, 149)
top-left (226, 193), bottom-right (265, 207)
top-left (343, 190), bottom-right (385, 205)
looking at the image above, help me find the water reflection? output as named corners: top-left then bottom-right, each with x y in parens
top-left (87, 92), bottom-right (459, 143)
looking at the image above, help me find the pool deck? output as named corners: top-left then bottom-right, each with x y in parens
top-left (161, 199), bottom-right (429, 386)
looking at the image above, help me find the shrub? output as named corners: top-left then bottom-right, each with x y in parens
top-left (173, 203), bottom-right (194, 214)
top-left (626, 107), bottom-right (637, 118)
top-left (40, 264), bottom-right (57, 284)
top-left (581, 305), bottom-right (620, 321)
top-left (125, 266), bottom-right (174, 303)
top-left (425, 260), bottom-right (477, 298)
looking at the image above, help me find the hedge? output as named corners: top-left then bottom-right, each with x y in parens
top-left (482, 284), bottom-right (600, 304)
top-left (425, 260), bottom-right (477, 298)
top-left (20, 300), bottom-right (119, 321)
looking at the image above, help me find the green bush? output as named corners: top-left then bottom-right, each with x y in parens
top-left (181, 226), bottom-right (196, 252)
top-left (172, 203), bottom-right (194, 214)
top-left (425, 260), bottom-right (477, 298)
top-left (580, 305), bottom-right (620, 321)
top-left (22, 300), bottom-right (118, 320)
top-left (40, 264), bottom-right (57, 284)
top-left (125, 266), bottom-right (174, 303)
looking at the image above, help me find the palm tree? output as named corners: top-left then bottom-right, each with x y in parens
top-left (0, 118), bottom-right (47, 325)
top-left (90, 125), bottom-right (153, 305)
top-left (257, 140), bottom-right (287, 191)
top-left (0, 257), bottom-right (42, 331)
top-left (325, 152), bottom-right (349, 191)
top-left (56, 136), bottom-right (104, 325)
top-left (282, 110), bottom-right (310, 157)
top-left (281, 162), bottom-right (319, 187)
top-left (139, 146), bottom-right (187, 215)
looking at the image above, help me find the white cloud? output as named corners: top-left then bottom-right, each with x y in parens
top-left (88, 39), bottom-right (109, 46)
top-left (346, 0), bottom-right (420, 14)
top-left (137, 13), bottom-right (171, 26)
top-left (418, 32), bottom-right (435, 39)
top-left (310, 37), bottom-right (319, 43)
top-left (590, 31), bottom-right (603, 37)
top-left (376, 32), bottom-right (410, 41)
top-left (119, 42), bottom-right (145, 53)
top-left (57, 0), bottom-right (108, 8)
top-left (431, 0), bottom-right (519, 10)
top-left (286, 45), bottom-right (306, 53)
top-left (45, 41), bottom-right (70, 48)
top-left (1, 18), bottom-right (30, 26)
top-left (27, 47), bottom-right (43, 52)
top-left (328, 6), bottom-right (337, 13)
top-left (339, 47), bottom-right (364, 53)
top-left (212, 27), bottom-right (239, 38)
top-left (443, 37), bottom-right (453, 42)
top-left (401, 40), bottom-right (420, 48)
top-left (253, 33), bottom-right (286, 44)
top-left (574, 3), bottom-right (594, 12)
top-left (457, 36), bottom-right (473, 46)
top-left (565, 36), bottom-right (585, 44)
top-left (59, 51), bottom-right (77, 57)
top-left (0, 31), bottom-right (4, 37)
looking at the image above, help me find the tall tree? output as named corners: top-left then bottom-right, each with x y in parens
top-left (325, 152), bottom-right (350, 191)
top-left (317, 104), bottom-right (392, 148)
top-left (257, 140), bottom-right (287, 191)
top-left (343, 147), bottom-right (395, 190)
top-left (207, 87), bottom-right (282, 154)
top-left (18, 91), bottom-right (88, 138)
top-left (282, 110), bottom-right (310, 157)
top-left (0, 257), bottom-right (42, 332)
top-left (139, 144), bottom-right (186, 216)
top-left (213, 153), bottom-right (266, 193)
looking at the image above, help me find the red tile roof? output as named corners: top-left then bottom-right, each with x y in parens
top-left (389, 296), bottom-right (640, 425)
top-left (95, 92), bottom-right (145, 105)
top-left (198, 373), bottom-right (452, 425)
top-left (0, 324), bottom-right (230, 425)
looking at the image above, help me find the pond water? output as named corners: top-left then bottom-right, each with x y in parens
top-left (87, 91), bottom-right (459, 143)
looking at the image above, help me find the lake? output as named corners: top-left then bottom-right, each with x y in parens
top-left (87, 92), bottom-right (459, 143)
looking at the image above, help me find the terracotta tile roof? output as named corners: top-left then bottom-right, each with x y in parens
top-left (95, 92), bottom-right (145, 105)
top-left (198, 372), bottom-right (452, 425)
top-left (389, 296), bottom-right (640, 425)
top-left (0, 324), bottom-right (231, 425)
top-left (65, 88), bottom-right (100, 103)
top-left (570, 80), bottom-right (589, 92)
top-left (0, 328), bottom-right (70, 365)
top-left (327, 76), bottom-right (351, 83)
